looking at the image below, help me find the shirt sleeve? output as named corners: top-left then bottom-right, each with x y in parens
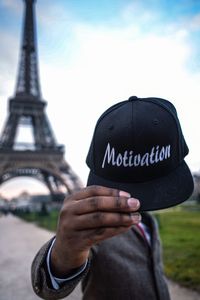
top-left (46, 238), bottom-right (88, 290)
top-left (139, 222), bottom-right (151, 245)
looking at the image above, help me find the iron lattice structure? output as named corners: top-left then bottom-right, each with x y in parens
top-left (0, 0), bottom-right (83, 198)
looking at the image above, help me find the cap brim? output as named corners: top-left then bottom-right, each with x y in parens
top-left (87, 161), bottom-right (194, 211)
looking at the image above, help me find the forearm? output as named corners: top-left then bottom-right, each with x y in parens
top-left (50, 237), bottom-right (90, 278)
top-left (31, 237), bottom-right (90, 300)
top-left (31, 186), bottom-right (141, 299)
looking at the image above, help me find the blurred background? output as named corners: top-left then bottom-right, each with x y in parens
top-left (0, 0), bottom-right (200, 299)
top-left (0, 0), bottom-right (200, 198)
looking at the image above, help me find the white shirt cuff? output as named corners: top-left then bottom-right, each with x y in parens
top-left (46, 238), bottom-right (88, 290)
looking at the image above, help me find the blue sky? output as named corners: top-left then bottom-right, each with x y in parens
top-left (0, 0), bottom-right (200, 199)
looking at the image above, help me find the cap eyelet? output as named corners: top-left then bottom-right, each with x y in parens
top-left (153, 118), bottom-right (159, 125)
top-left (109, 125), bottom-right (114, 130)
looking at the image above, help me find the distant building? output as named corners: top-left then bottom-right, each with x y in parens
top-left (0, 196), bottom-right (9, 213)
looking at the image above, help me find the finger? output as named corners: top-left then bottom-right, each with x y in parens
top-left (67, 185), bottom-right (130, 201)
top-left (82, 226), bottom-right (134, 246)
top-left (74, 196), bottom-right (140, 215)
top-left (75, 212), bottom-right (141, 230)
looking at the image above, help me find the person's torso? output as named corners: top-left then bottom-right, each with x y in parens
top-left (82, 214), bottom-right (170, 300)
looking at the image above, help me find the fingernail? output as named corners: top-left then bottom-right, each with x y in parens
top-left (119, 191), bottom-right (131, 198)
top-left (127, 198), bottom-right (140, 209)
top-left (131, 213), bottom-right (141, 223)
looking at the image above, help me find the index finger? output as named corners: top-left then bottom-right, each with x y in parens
top-left (67, 185), bottom-right (131, 201)
top-left (74, 195), bottom-right (140, 215)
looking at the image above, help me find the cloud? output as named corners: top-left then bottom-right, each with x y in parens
top-left (0, 29), bottom-right (19, 133)
top-left (1, 0), bottom-right (200, 198)
top-left (165, 13), bottom-right (200, 35)
top-left (180, 13), bottom-right (200, 32)
top-left (37, 1), bottom-right (73, 29)
top-left (121, 1), bottom-right (160, 25)
top-left (0, 0), bottom-right (22, 14)
top-left (121, 1), bottom-right (200, 42)
top-left (37, 20), bottom-right (200, 184)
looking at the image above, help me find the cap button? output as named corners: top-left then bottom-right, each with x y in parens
top-left (128, 96), bottom-right (138, 101)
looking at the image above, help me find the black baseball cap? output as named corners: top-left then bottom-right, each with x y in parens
top-left (86, 96), bottom-right (194, 211)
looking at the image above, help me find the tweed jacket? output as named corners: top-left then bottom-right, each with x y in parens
top-left (31, 213), bottom-right (171, 300)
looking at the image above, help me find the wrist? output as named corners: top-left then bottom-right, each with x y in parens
top-left (50, 241), bottom-right (89, 278)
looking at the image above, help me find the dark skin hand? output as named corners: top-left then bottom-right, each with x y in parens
top-left (51, 185), bottom-right (141, 277)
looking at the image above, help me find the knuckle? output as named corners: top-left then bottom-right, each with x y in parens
top-left (118, 213), bottom-right (132, 226)
top-left (94, 227), bottom-right (106, 236)
top-left (88, 185), bottom-right (118, 196)
top-left (90, 197), bottom-right (99, 210)
top-left (65, 191), bottom-right (77, 202)
top-left (92, 228), bottom-right (107, 244)
top-left (59, 207), bottom-right (67, 220)
top-left (127, 214), bottom-right (134, 225)
top-left (115, 196), bottom-right (122, 209)
top-left (60, 203), bottom-right (70, 217)
top-left (59, 204), bottom-right (74, 227)
top-left (92, 212), bottom-right (104, 225)
top-left (88, 185), bottom-right (101, 194)
top-left (118, 214), bottom-right (126, 225)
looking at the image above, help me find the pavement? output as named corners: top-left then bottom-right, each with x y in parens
top-left (0, 214), bottom-right (199, 300)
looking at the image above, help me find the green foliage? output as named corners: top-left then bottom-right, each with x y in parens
top-left (19, 210), bottom-right (59, 232)
top-left (18, 204), bottom-right (200, 291)
top-left (39, 203), bottom-right (49, 217)
top-left (154, 206), bottom-right (200, 292)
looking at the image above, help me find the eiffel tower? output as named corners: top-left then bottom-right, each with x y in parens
top-left (0, 0), bottom-right (82, 199)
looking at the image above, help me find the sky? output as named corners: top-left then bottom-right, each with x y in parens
top-left (0, 0), bottom-right (200, 199)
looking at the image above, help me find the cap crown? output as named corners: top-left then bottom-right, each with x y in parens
top-left (86, 97), bottom-right (189, 183)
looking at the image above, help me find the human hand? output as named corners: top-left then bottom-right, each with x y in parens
top-left (50, 185), bottom-right (140, 277)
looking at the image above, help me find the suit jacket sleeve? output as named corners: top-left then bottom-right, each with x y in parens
top-left (31, 236), bottom-right (90, 300)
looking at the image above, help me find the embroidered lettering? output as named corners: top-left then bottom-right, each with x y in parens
top-left (101, 143), bottom-right (171, 168)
